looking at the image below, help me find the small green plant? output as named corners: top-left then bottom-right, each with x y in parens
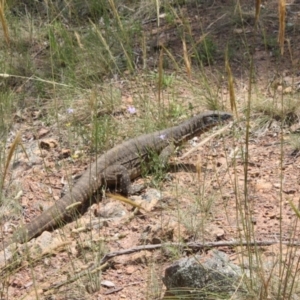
top-left (151, 71), bottom-right (175, 89)
top-left (167, 102), bottom-right (185, 119)
top-left (91, 115), bottom-right (116, 153)
top-left (193, 37), bottom-right (217, 65)
top-left (48, 22), bottom-right (80, 83)
top-left (163, 3), bottom-right (178, 25)
top-left (140, 148), bottom-right (170, 187)
top-left (264, 36), bottom-right (281, 58)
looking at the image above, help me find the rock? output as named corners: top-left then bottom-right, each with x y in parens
top-left (0, 243), bottom-right (19, 269)
top-left (101, 280), bottom-right (115, 288)
top-left (205, 224), bottom-right (225, 240)
top-left (131, 188), bottom-right (162, 212)
top-left (163, 250), bottom-right (245, 299)
top-left (95, 202), bottom-right (127, 219)
top-left (32, 231), bottom-right (54, 254)
top-left (29, 231), bottom-right (67, 257)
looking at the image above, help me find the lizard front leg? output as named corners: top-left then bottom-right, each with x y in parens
top-left (102, 165), bottom-right (132, 196)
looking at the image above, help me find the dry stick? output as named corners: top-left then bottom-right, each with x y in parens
top-left (44, 239), bottom-right (299, 292)
top-left (181, 123), bottom-right (231, 159)
top-left (104, 287), bottom-right (123, 295)
top-left (206, 13), bottom-right (227, 30)
top-left (103, 280), bottom-right (145, 295)
top-left (99, 240), bottom-right (300, 265)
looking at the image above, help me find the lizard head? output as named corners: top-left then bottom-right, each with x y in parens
top-left (202, 111), bottom-right (233, 125)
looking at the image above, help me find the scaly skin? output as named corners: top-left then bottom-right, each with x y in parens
top-left (1, 111), bottom-right (232, 248)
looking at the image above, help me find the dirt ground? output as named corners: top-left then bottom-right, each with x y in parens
top-left (2, 0), bottom-right (300, 299)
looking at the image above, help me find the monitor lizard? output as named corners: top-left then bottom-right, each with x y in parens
top-left (1, 110), bottom-right (232, 249)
